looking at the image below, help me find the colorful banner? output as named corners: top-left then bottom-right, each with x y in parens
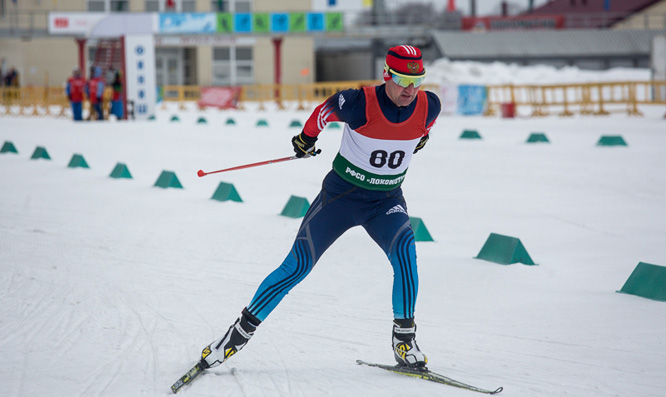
top-left (159, 13), bottom-right (216, 33)
top-left (197, 87), bottom-right (242, 109)
top-left (156, 12), bottom-right (344, 34)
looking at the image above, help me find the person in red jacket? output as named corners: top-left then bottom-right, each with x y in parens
top-left (85, 66), bottom-right (105, 121)
top-left (66, 67), bottom-right (86, 121)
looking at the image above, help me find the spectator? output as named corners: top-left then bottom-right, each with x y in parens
top-left (110, 70), bottom-right (124, 119)
top-left (66, 67), bottom-right (86, 121)
top-left (85, 66), bottom-right (105, 121)
top-left (4, 67), bottom-right (19, 87)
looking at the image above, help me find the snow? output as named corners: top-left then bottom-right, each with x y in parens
top-left (2, 61), bottom-right (666, 397)
top-left (427, 59), bottom-right (652, 85)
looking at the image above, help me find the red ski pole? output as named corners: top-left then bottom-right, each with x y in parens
top-left (197, 150), bottom-right (320, 177)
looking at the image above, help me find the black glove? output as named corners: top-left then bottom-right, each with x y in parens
top-left (292, 132), bottom-right (318, 158)
top-left (413, 134), bottom-right (429, 154)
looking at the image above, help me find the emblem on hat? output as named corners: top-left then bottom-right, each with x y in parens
top-left (407, 62), bottom-right (420, 73)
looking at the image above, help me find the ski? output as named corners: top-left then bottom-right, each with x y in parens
top-left (356, 359), bottom-right (503, 395)
top-left (171, 359), bottom-right (208, 394)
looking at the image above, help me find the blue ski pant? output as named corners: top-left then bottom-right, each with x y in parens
top-left (247, 170), bottom-right (418, 322)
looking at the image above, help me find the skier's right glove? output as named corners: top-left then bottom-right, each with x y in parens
top-left (292, 132), bottom-right (318, 158)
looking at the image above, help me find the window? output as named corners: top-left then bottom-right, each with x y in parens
top-left (210, 0), bottom-right (251, 12)
top-left (145, 1), bottom-right (159, 12)
top-left (182, 0), bottom-right (196, 12)
top-left (88, 1), bottom-right (105, 11)
top-left (87, 0), bottom-right (129, 12)
top-left (212, 46), bottom-right (254, 86)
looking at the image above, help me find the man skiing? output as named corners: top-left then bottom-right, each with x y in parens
top-left (201, 45), bottom-right (441, 370)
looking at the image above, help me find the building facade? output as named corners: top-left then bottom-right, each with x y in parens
top-left (0, 0), bottom-right (317, 87)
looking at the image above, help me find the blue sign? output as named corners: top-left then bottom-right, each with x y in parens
top-left (457, 85), bottom-right (487, 115)
top-left (234, 13), bottom-right (252, 32)
top-left (307, 13), bottom-right (324, 31)
top-left (271, 13), bottom-right (289, 32)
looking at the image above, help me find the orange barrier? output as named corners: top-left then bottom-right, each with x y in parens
top-left (2, 81), bottom-right (665, 119)
top-left (486, 81), bottom-right (666, 117)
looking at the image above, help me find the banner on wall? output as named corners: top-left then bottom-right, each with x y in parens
top-left (158, 12), bottom-right (343, 34)
top-left (48, 13), bottom-right (107, 34)
top-left (124, 34), bottom-right (157, 121)
top-left (159, 13), bottom-right (217, 33)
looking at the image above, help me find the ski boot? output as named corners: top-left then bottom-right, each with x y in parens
top-left (201, 308), bottom-right (261, 368)
top-left (392, 318), bottom-right (427, 368)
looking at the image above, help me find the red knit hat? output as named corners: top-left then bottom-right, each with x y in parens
top-left (383, 45), bottom-right (425, 82)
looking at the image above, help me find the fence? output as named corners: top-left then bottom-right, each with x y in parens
top-left (486, 81), bottom-right (666, 117)
top-left (1, 80), bottom-right (665, 119)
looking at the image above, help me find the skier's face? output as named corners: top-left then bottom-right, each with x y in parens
top-left (385, 78), bottom-right (418, 107)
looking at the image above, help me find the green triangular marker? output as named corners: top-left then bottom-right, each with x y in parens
top-left (527, 133), bottom-right (549, 143)
top-left (596, 135), bottom-right (627, 146)
top-left (475, 233), bottom-right (536, 265)
top-left (1, 141), bottom-right (18, 154)
top-left (154, 171), bottom-right (183, 189)
top-left (617, 262), bottom-right (666, 302)
top-left (280, 196), bottom-right (310, 218)
top-left (67, 154), bottom-right (90, 169)
top-left (109, 163), bottom-right (132, 179)
top-left (409, 217), bottom-right (434, 242)
top-left (30, 146), bottom-right (51, 160)
top-left (211, 182), bottom-right (243, 202)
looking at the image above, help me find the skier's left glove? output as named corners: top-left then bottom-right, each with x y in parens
top-left (292, 132), bottom-right (318, 158)
top-left (413, 134), bottom-right (429, 154)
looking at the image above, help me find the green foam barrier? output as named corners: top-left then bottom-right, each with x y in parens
top-left (225, 118), bottom-right (236, 125)
top-left (30, 146), bottom-right (51, 160)
top-left (1, 141), bottom-right (18, 154)
top-left (197, 117), bottom-right (207, 124)
top-left (617, 262), bottom-right (666, 302)
top-left (256, 119), bottom-right (269, 127)
top-left (170, 115), bottom-right (180, 122)
top-left (327, 122), bottom-right (341, 129)
top-left (475, 233), bottom-right (536, 265)
top-left (460, 129), bottom-right (482, 139)
top-left (154, 170), bottom-right (183, 189)
top-left (148, 115), bottom-right (156, 121)
top-left (527, 132), bottom-right (549, 143)
top-left (597, 135), bottom-right (627, 146)
top-left (109, 162), bottom-right (132, 179)
top-left (289, 120), bottom-right (302, 127)
top-left (280, 195), bottom-right (310, 218)
top-left (67, 154), bottom-right (90, 169)
top-left (211, 182), bottom-right (243, 202)
top-left (409, 217), bottom-right (434, 242)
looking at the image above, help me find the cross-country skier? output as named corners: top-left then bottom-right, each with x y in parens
top-left (201, 45), bottom-right (441, 370)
